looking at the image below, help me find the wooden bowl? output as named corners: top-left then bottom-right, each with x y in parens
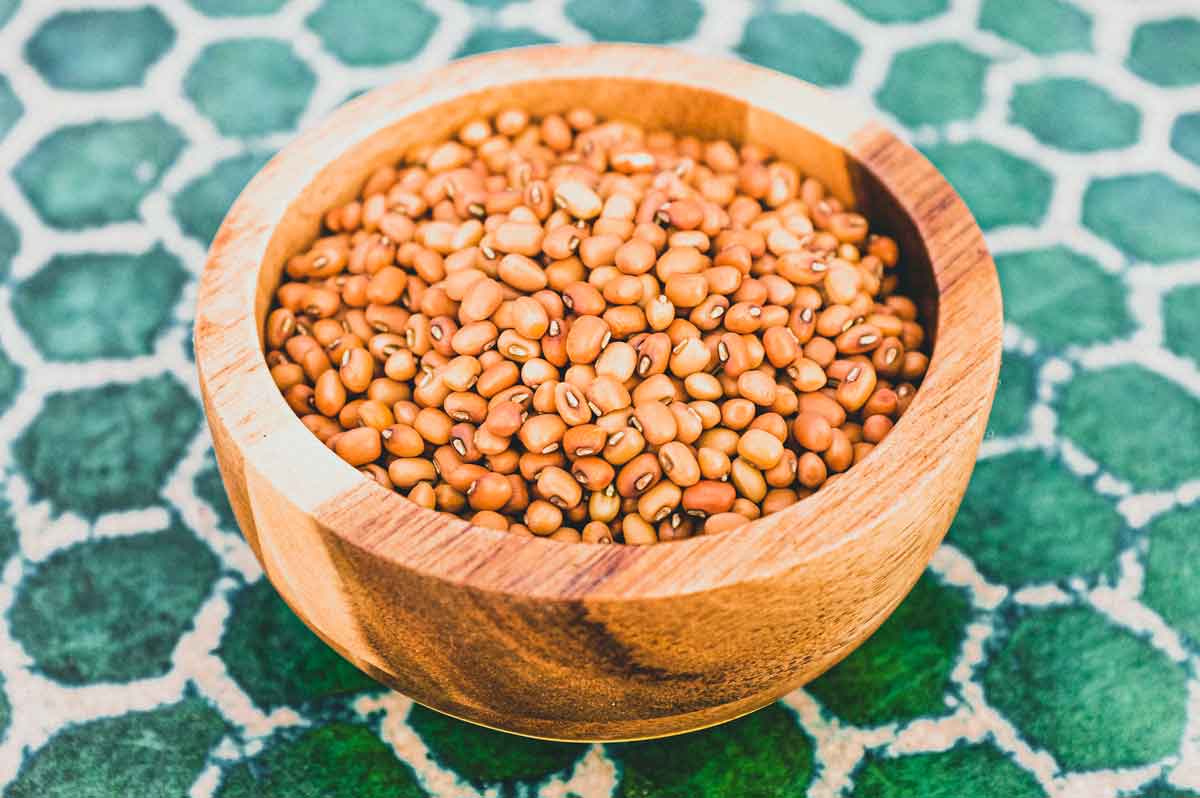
top-left (195, 44), bottom-right (1002, 741)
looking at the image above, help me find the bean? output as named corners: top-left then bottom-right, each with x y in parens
top-left (616, 452), bottom-right (662, 497)
top-left (737, 429), bottom-right (784, 469)
top-left (704, 512), bottom-right (748, 534)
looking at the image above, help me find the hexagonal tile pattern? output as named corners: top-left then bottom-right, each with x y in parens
top-left (6, 697), bottom-right (227, 797)
top-left (0, 74), bottom-right (21, 142)
top-left (455, 26), bottom-right (555, 58)
top-left (0, 492), bottom-right (17, 566)
top-left (0, 210), bottom-right (18, 280)
top-left (877, 42), bottom-right (990, 128)
top-left (850, 744), bottom-right (1045, 798)
top-left (173, 150), bottom-right (272, 244)
top-left (13, 115), bottom-right (184, 229)
top-left (1128, 18), bottom-right (1200, 87)
top-left (0, 676), bottom-right (9, 745)
top-left (1142, 507), bottom-right (1200, 651)
top-left (1083, 173), bottom-right (1200, 263)
top-left (1164, 284), bottom-right (1200, 366)
top-left (996, 246), bottom-right (1134, 346)
top-left (923, 140), bottom-right (1053, 230)
top-left (0, 0), bottom-right (17, 28)
top-left (218, 579), bottom-right (378, 710)
top-left (0, 344), bottom-right (21, 417)
top-left (217, 724), bottom-right (428, 798)
top-left (1011, 78), bottom-right (1139, 152)
top-left (607, 704), bottom-right (814, 797)
top-left (1171, 111), bottom-right (1200, 166)
top-left (409, 705), bottom-right (584, 789)
top-left (807, 574), bottom-right (970, 726)
top-left (566, 0), bottom-right (702, 43)
top-left (25, 7), bottom-right (174, 90)
top-left (13, 245), bottom-right (187, 361)
top-left (983, 607), bottom-right (1188, 770)
top-left (979, 0), bottom-right (1091, 54)
top-left (184, 39), bottom-right (315, 137)
top-left (9, 521), bottom-right (218, 684)
top-left (306, 0), bottom-right (437, 66)
top-left (188, 0), bottom-right (286, 15)
top-left (194, 453), bottom-right (238, 533)
top-left (736, 12), bottom-right (860, 87)
top-left (988, 352), bottom-right (1037, 437)
top-left (1058, 365), bottom-right (1200, 491)
top-left (1, 3), bottom-right (1199, 795)
top-left (948, 450), bottom-right (1122, 586)
top-left (14, 373), bottom-right (201, 517)
top-left (1131, 784), bottom-right (1200, 798)
top-left (844, 0), bottom-right (947, 23)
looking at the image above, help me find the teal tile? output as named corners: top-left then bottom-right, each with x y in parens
top-left (607, 704), bottom-right (814, 798)
top-left (0, 210), bottom-right (17, 280)
top-left (996, 246), bottom-right (1134, 346)
top-left (5, 697), bottom-right (227, 797)
top-left (0, 491), bottom-right (17, 565)
top-left (0, 675), bottom-right (8, 744)
top-left (877, 42), bottom-right (989, 128)
top-left (1058, 365), bottom-right (1200, 491)
top-left (25, 8), bottom-right (174, 91)
top-left (306, 0), bottom-right (437, 66)
top-left (173, 150), bottom-right (273, 245)
top-left (807, 574), bottom-right (970, 726)
top-left (13, 115), bottom-right (184, 229)
top-left (1143, 507), bottom-right (1200, 652)
top-left (1164, 284), bottom-right (1200, 366)
top-left (983, 607), bottom-right (1188, 770)
top-left (1011, 78), bottom-right (1139, 152)
top-left (988, 352), bottom-right (1037, 437)
top-left (736, 12), bottom-right (860, 87)
top-left (979, 0), bottom-right (1091, 54)
top-left (409, 705), bottom-right (584, 788)
top-left (0, 0), bottom-right (16, 28)
top-left (0, 342), bottom-right (23, 417)
top-left (14, 374), bottom-right (201, 517)
top-left (218, 724), bottom-right (428, 798)
top-left (189, 0), bottom-right (286, 15)
top-left (1170, 111), bottom-right (1200, 167)
top-left (923, 140), bottom-right (1052, 230)
top-left (455, 27), bottom-right (555, 58)
top-left (184, 39), bottom-right (314, 137)
top-left (1083, 173), bottom-right (1200, 263)
top-left (850, 744), bottom-right (1045, 798)
top-left (566, 0), bottom-right (701, 43)
top-left (844, 0), bottom-right (947, 23)
top-left (10, 522), bottom-right (218, 684)
top-left (1128, 18), bottom-right (1200, 87)
top-left (949, 450), bottom-right (1122, 587)
top-left (218, 579), bottom-right (378, 710)
top-left (0, 74), bottom-right (21, 142)
top-left (13, 245), bottom-right (187, 361)
top-left (1130, 784), bottom-right (1200, 798)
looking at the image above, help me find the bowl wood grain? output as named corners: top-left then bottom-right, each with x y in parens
top-left (195, 44), bottom-right (1002, 741)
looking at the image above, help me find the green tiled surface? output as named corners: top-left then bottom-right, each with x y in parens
top-left (0, 1), bottom-right (1197, 796)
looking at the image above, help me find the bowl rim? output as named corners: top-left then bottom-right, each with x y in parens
top-left (195, 43), bottom-right (1002, 602)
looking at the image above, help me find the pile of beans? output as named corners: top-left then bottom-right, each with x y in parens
top-left (266, 107), bottom-right (930, 544)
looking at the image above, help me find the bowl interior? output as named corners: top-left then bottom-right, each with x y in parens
top-left (253, 77), bottom-right (937, 357)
